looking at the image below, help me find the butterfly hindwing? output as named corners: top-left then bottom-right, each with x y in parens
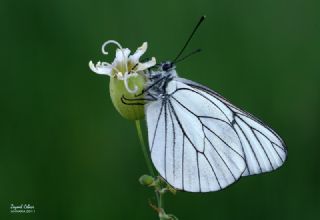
top-left (146, 80), bottom-right (247, 192)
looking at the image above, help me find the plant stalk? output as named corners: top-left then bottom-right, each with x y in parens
top-left (135, 120), bottom-right (155, 177)
top-left (135, 120), bottom-right (173, 219)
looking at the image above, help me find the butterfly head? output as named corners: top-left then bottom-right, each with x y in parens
top-left (147, 61), bottom-right (178, 80)
top-left (161, 61), bottom-right (175, 72)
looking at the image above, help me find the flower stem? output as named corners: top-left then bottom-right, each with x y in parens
top-left (135, 120), bottom-right (177, 220)
top-left (159, 192), bottom-right (164, 210)
top-left (135, 120), bottom-right (166, 217)
top-left (135, 120), bottom-right (155, 177)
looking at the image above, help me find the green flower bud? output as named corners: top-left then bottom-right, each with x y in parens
top-left (139, 174), bottom-right (155, 186)
top-left (110, 73), bottom-right (145, 120)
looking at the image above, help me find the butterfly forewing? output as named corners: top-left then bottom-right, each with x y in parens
top-left (177, 78), bottom-right (287, 176)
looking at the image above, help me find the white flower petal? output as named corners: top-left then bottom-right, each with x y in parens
top-left (89, 61), bottom-right (113, 75)
top-left (129, 42), bottom-right (147, 64)
top-left (135, 57), bottom-right (156, 71)
top-left (123, 72), bottom-right (139, 94)
top-left (90, 40), bottom-right (155, 85)
top-left (101, 40), bottom-right (123, 55)
top-left (116, 72), bottom-right (124, 80)
top-left (114, 48), bottom-right (131, 63)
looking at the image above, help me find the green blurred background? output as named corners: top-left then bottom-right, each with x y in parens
top-left (1, 0), bottom-right (319, 219)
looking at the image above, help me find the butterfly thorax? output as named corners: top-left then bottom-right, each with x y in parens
top-left (144, 61), bottom-right (178, 99)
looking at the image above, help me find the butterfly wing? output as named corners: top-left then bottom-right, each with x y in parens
top-left (145, 80), bottom-right (247, 192)
top-left (177, 78), bottom-right (287, 176)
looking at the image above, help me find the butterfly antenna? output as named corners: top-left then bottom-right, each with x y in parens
top-left (173, 15), bottom-right (206, 63)
top-left (175, 48), bottom-right (202, 64)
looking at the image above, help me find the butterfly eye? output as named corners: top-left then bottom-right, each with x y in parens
top-left (162, 63), bottom-right (172, 71)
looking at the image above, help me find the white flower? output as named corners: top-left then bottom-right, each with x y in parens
top-left (89, 40), bottom-right (156, 93)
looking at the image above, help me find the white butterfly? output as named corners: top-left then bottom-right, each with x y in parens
top-left (121, 17), bottom-right (287, 192)
top-left (129, 62), bottom-right (287, 192)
